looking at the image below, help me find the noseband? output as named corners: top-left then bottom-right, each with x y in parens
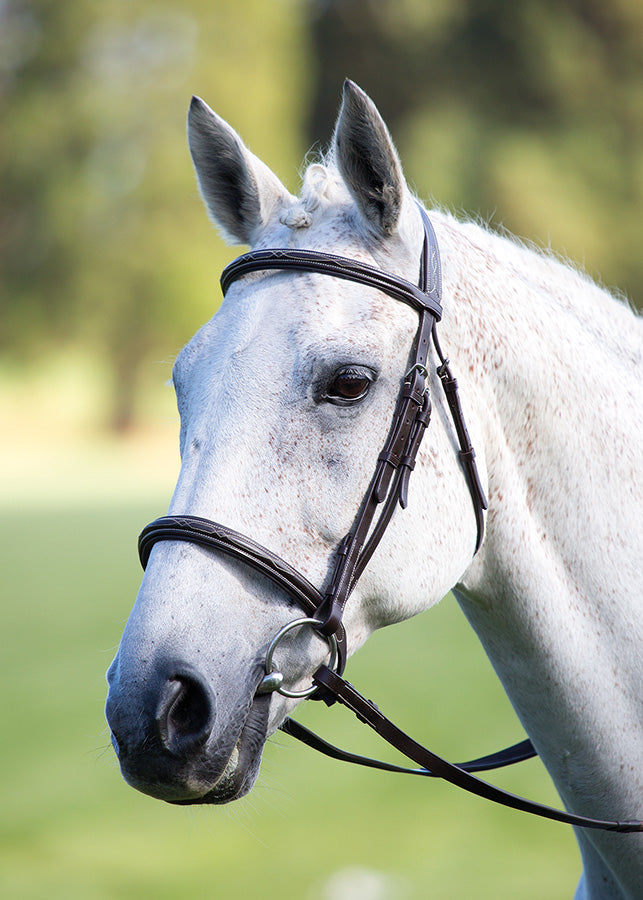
top-left (138, 206), bottom-right (641, 834)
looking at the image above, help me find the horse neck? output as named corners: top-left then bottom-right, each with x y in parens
top-left (438, 214), bottom-right (642, 606)
top-left (438, 216), bottom-right (643, 897)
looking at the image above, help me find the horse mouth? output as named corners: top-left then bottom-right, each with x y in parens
top-left (115, 691), bottom-right (272, 806)
top-left (171, 693), bottom-right (272, 806)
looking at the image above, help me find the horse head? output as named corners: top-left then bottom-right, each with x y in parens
top-left (105, 82), bottom-right (484, 804)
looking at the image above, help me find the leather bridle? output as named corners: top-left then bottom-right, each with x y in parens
top-left (138, 206), bottom-right (642, 834)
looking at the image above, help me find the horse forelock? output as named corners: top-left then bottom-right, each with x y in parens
top-left (280, 159), bottom-right (353, 230)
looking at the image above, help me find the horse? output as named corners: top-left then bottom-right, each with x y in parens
top-left (105, 81), bottom-right (643, 899)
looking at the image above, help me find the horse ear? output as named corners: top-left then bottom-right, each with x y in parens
top-left (187, 96), bottom-right (290, 245)
top-left (333, 80), bottom-right (405, 238)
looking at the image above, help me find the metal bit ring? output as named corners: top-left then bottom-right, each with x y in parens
top-left (259, 617), bottom-right (339, 698)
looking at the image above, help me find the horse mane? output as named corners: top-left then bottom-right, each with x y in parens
top-left (449, 210), bottom-right (640, 326)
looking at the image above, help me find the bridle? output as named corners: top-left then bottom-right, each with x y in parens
top-left (140, 207), bottom-right (485, 675)
top-left (138, 206), bottom-right (642, 834)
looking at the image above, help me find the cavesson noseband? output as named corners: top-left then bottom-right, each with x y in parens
top-left (138, 206), bottom-right (642, 834)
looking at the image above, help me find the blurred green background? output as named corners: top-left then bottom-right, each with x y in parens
top-left (2, 1), bottom-right (641, 897)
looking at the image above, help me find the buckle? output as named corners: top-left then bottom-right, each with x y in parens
top-left (405, 362), bottom-right (429, 381)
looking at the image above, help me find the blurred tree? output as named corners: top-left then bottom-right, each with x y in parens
top-left (3, 0), bottom-right (641, 433)
top-left (1, 0), bottom-right (308, 430)
top-left (307, 0), bottom-right (643, 309)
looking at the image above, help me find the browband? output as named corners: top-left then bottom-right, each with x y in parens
top-left (221, 247), bottom-right (443, 319)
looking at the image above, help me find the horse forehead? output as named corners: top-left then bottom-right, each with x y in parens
top-left (178, 205), bottom-right (417, 371)
top-left (183, 270), bottom-right (404, 376)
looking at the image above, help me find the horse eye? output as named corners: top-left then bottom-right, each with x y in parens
top-left (324, 367), bottom-right (374, 406)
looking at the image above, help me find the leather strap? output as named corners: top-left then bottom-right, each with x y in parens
top-left (315, 340), bottom-right (433, 638)
top-left (312, 666), bottom-right (643, 833)
top-left (137, 519), bottom-right (642, 831)
top-left (139, 514), bottom-right (349, 673)
top-left (281, 717), bottom-right (537, 775)
top-left (221, 248), bottom-right (443, 320)
top-left (431, 324), bottom-right (488, 553)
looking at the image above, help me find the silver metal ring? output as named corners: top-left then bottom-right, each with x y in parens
top-left (261, 617), bottom-right (339, 698)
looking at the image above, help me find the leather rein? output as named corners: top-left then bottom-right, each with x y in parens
top-left (138, 206), bottom-right (642, 834)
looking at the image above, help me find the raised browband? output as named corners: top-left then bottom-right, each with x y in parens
top-left (221, 247), bottom-right (443, 320)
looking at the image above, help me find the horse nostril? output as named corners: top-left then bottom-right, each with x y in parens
top-left (156, 672), bottom-right (215, 756)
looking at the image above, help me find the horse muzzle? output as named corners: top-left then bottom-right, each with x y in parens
top-left (105, 657), bottom-right (271, 804)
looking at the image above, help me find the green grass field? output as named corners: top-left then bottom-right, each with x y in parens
top-left (1, 499), bottom-right (581, 899)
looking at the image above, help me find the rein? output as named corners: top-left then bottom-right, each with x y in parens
top-left (138, 206), bottom-right (642, 834)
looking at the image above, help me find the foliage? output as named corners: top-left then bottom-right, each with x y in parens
top-left (309, 0), bottom-right (643, 301)
top-left (2, 0), bottom-right (642, 430)
top-left (1, 0), bottom-right (308, 428)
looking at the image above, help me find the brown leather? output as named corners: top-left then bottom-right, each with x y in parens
top-left (312, 666), bottom-right (642, 833)
top-left (221, 247), bottom-right (443, 320)
top-left (280, 717), bottom-right (537, 776)
top-left (432, 323), bottom-right (488, 553)
top-left (139, 514), bottom-right (349, 673)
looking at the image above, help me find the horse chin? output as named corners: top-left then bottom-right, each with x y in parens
top-left (177, 716), bottom-right (267, 805)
